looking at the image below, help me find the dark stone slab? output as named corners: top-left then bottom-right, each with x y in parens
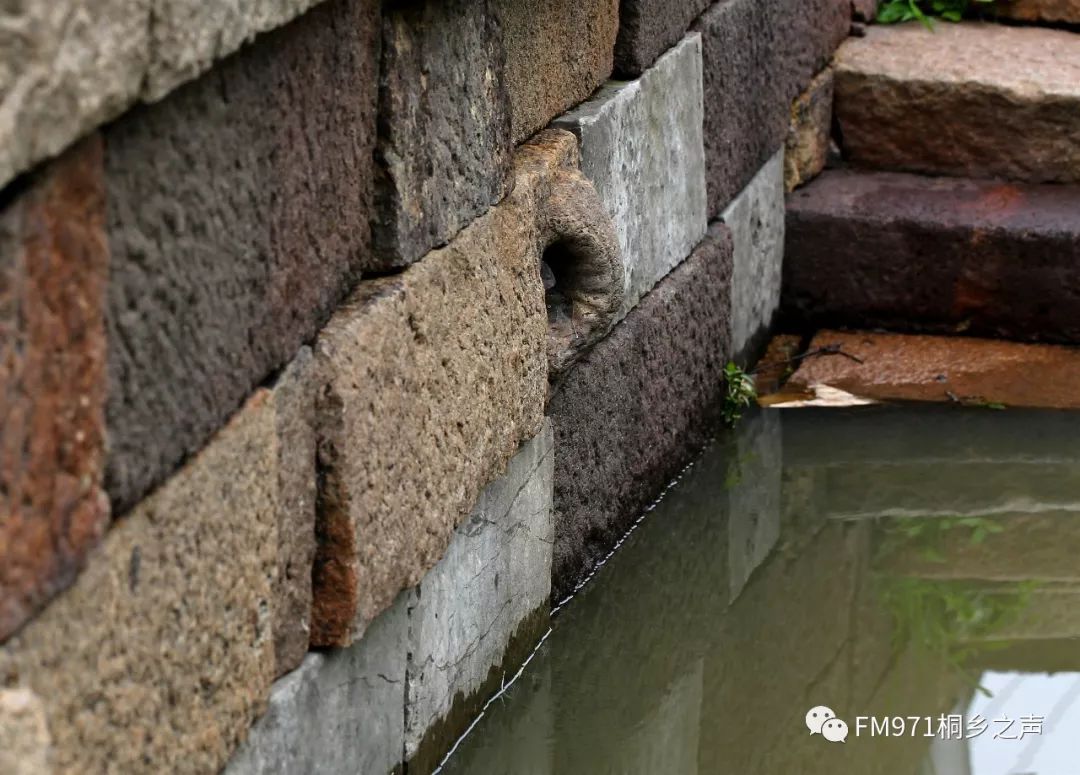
top-left (376, 0), bottom-right (512, 265)
top-left (783, 169), bottom-right (1080, 343)
top-left (695, 0), bottom-right (850, 217)
top-left (548, 223), bottom-right (734, 600)
top-left (614, 0), bottom-right (712, 76)
top-left (103, 0), bottom-right (379, 512)
top-left (0, 138), bottom-right (110, 642)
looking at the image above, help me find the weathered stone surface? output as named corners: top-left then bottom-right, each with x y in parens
top-left (104, 0), bottom-right (379, 512)
top-left (376, 0), bottom-right (511, 265)
top-left (142, 0), bottom-right (327, 100)
top-left (549, 223), bottom-right (734, 599)
top-left (406, 424), bottom-right (554, 772)
top-left (312, 131), bottom-right (617, 646)
top-left (783, 170), bottom-right (1080, 343)
top-left (787, 331), bottom-right (1080, 411)
top-left (0, 0), bottom-right (338, 190)
top-left (727, 411), bottom-right (781, 603)
top-left (553, 34), bottom-right (707, 323)
top-left (852, 0), bottom-right (879, 21)
top-left (834, 23), bottom-right (1080, 183)
top-left (0, 688), bottom-right (50, 775)
top-left (496, 0), bottom-right (618, 144)
top-left (721, 149), bottom-right (785, 364)
top-left (993, 0), bottom-right (1080, 23)
top-left (267, 348), bottom-right (319, 677)
top-left (225, 594), bottom-right (409, 775)
top-left (614, 0), bottom-right (712, 76)
top-left (695, 0), bottom-right (849, 216)
top-left (784, 68), bottom-right (833, 193)
top-left (0, 390), bottom-right (280, 775)
top-left (0, 138), bottom-right (109, 642)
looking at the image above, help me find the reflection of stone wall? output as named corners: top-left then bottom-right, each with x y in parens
top-left (1, 1), bottom-right (857, 770)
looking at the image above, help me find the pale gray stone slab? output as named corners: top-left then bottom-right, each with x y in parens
top-left (405, 421), bottom-right (555, 761)
top-left (721, 148), bottom-right (786, 364)
top-left (0, 0), bottom-right (326, 189)
top-left (224, 593), bottom-right (408, 775)
top-left (552, 34), bottom-right (707, 324)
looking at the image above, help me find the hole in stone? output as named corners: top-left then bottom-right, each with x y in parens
top-left (541, 241), bottom-right (579, 337)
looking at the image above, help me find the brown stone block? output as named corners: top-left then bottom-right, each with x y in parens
top-left (0, 137), bottom-right (109, 643)
top-left (614, 0), bottom-right (712, 76)
top-left (496, 0), bottom-right (619, 144)
top-left (783, 169), bottom-right (1080, 342)
top-left (0, 389), bottom-right (281, 774)
top-left (784, 68), bottom-right (834, 193)
top-left (993, 0), bottom-right (1080, 23)
top-left (835, 22), bottom-right (1080, 183)
top-left (104, 0), bottom-right (379, 514)
top-left (311, 130), bottom-right (620, 646)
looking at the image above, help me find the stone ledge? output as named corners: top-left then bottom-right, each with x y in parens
top-left (834, 22), bottom-right (1080, 183)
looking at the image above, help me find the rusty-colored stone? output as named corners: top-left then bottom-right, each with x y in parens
top-left (993, 0), bottom-right (1080, 22)
top-left (787, 330), bottom-right (1080, 410)
top-left (784, 170), bottom-right (1080, 343)
top-left (0, 137), bottom-right (109, 643)
top-left (834, 23), bottom-right (1080, 183)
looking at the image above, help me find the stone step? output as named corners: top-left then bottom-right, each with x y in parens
top-left (992, 0), bottom-right (1080, 24)
top-left (833, 22), bottom-right (1080, 183)
top-left (783, 169), bottom-right (1080, 342)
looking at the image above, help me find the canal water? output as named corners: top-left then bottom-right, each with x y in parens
top-left (440, 405), bottom-right (1080, 774)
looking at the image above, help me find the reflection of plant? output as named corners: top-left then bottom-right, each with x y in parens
top-left (878, 0), bottom-right (996, 26)
top-left (877, 516), bottom-right (1005, 564)
top-left (722, 362), bottom-right (756, 427)
top-left (877, 577), bottom-right (1038, 690)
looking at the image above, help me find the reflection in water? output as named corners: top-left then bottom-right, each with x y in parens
top-left (440, 405), bottom-right (1080, 775)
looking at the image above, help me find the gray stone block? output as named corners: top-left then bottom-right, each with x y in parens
top-left (405, 423), bottom-right (554, 772)
top-left (549, 223), bottom-right (734, 599)
top-left (103, 0), bottom-right (379, 512)
top-left (614, 0), bottom-right (712, 76)
top-left (720, 149), bottom-right (785, 365)
top-left (224, 594), bottom-right (409, 775)
top-left (376, 0), bottom-right (512, 266)
top-left (553, 34), bottom-right (707, 324)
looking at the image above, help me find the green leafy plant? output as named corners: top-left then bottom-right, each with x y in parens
top-left (877, 0), bottom-right (996, 26)
top-left (722, 361), bottom-right (756, 426)
top-left (877, 515), bottom-right (1006, 564)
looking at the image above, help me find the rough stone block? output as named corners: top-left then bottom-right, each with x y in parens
top-left (0, 138), bottom-right (109, 642)
top-left (267, 349), bottom-right (319, 677)
top-left (852, 0), bottom-right (879, 21)
top-left (993, 0), bottom-right (1080, 22)
top-left (224, 594), bottom-right (409, 775)
top-left (0, 688), bottom-right (50, 775)
top-left (721, 149), bottom-right (785, 364)
top-left (496, 0), bottom-right (618, 145)
top-left (0, 0), bottom-right (338, 190)
top-left (834, 23), bottom-right (1080, 183)
top-left (0, 0), bottom-right (150, 190)
top-left (783, 170), bottom-right (1080, 343)
top-left (104, 0), bottom-right (379, 512)
top-left (0, 390), bottom-right (280, 775)
top-left (311, 131), bottom-right (618, 646)
top-left (376, 0), bottom-right (512, 265)
top-left (553, 34), bottom-right (707, 323)
top-left (695, 0), bottom-right (849, 216)
top-left (613, 0), bottom-right (712, 76)
top-left (405, 423), bottom-right (554, 773)
top-left (549, 223), bottom-right (734, 599)
top-left (784, 68), bottom-right (834, 193)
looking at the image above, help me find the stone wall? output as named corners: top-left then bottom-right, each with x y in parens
top-left (0, 0), bottom-right (855, 772)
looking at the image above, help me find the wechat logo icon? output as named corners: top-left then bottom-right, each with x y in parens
top-left (806, 705), bottom-right (849, 743)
